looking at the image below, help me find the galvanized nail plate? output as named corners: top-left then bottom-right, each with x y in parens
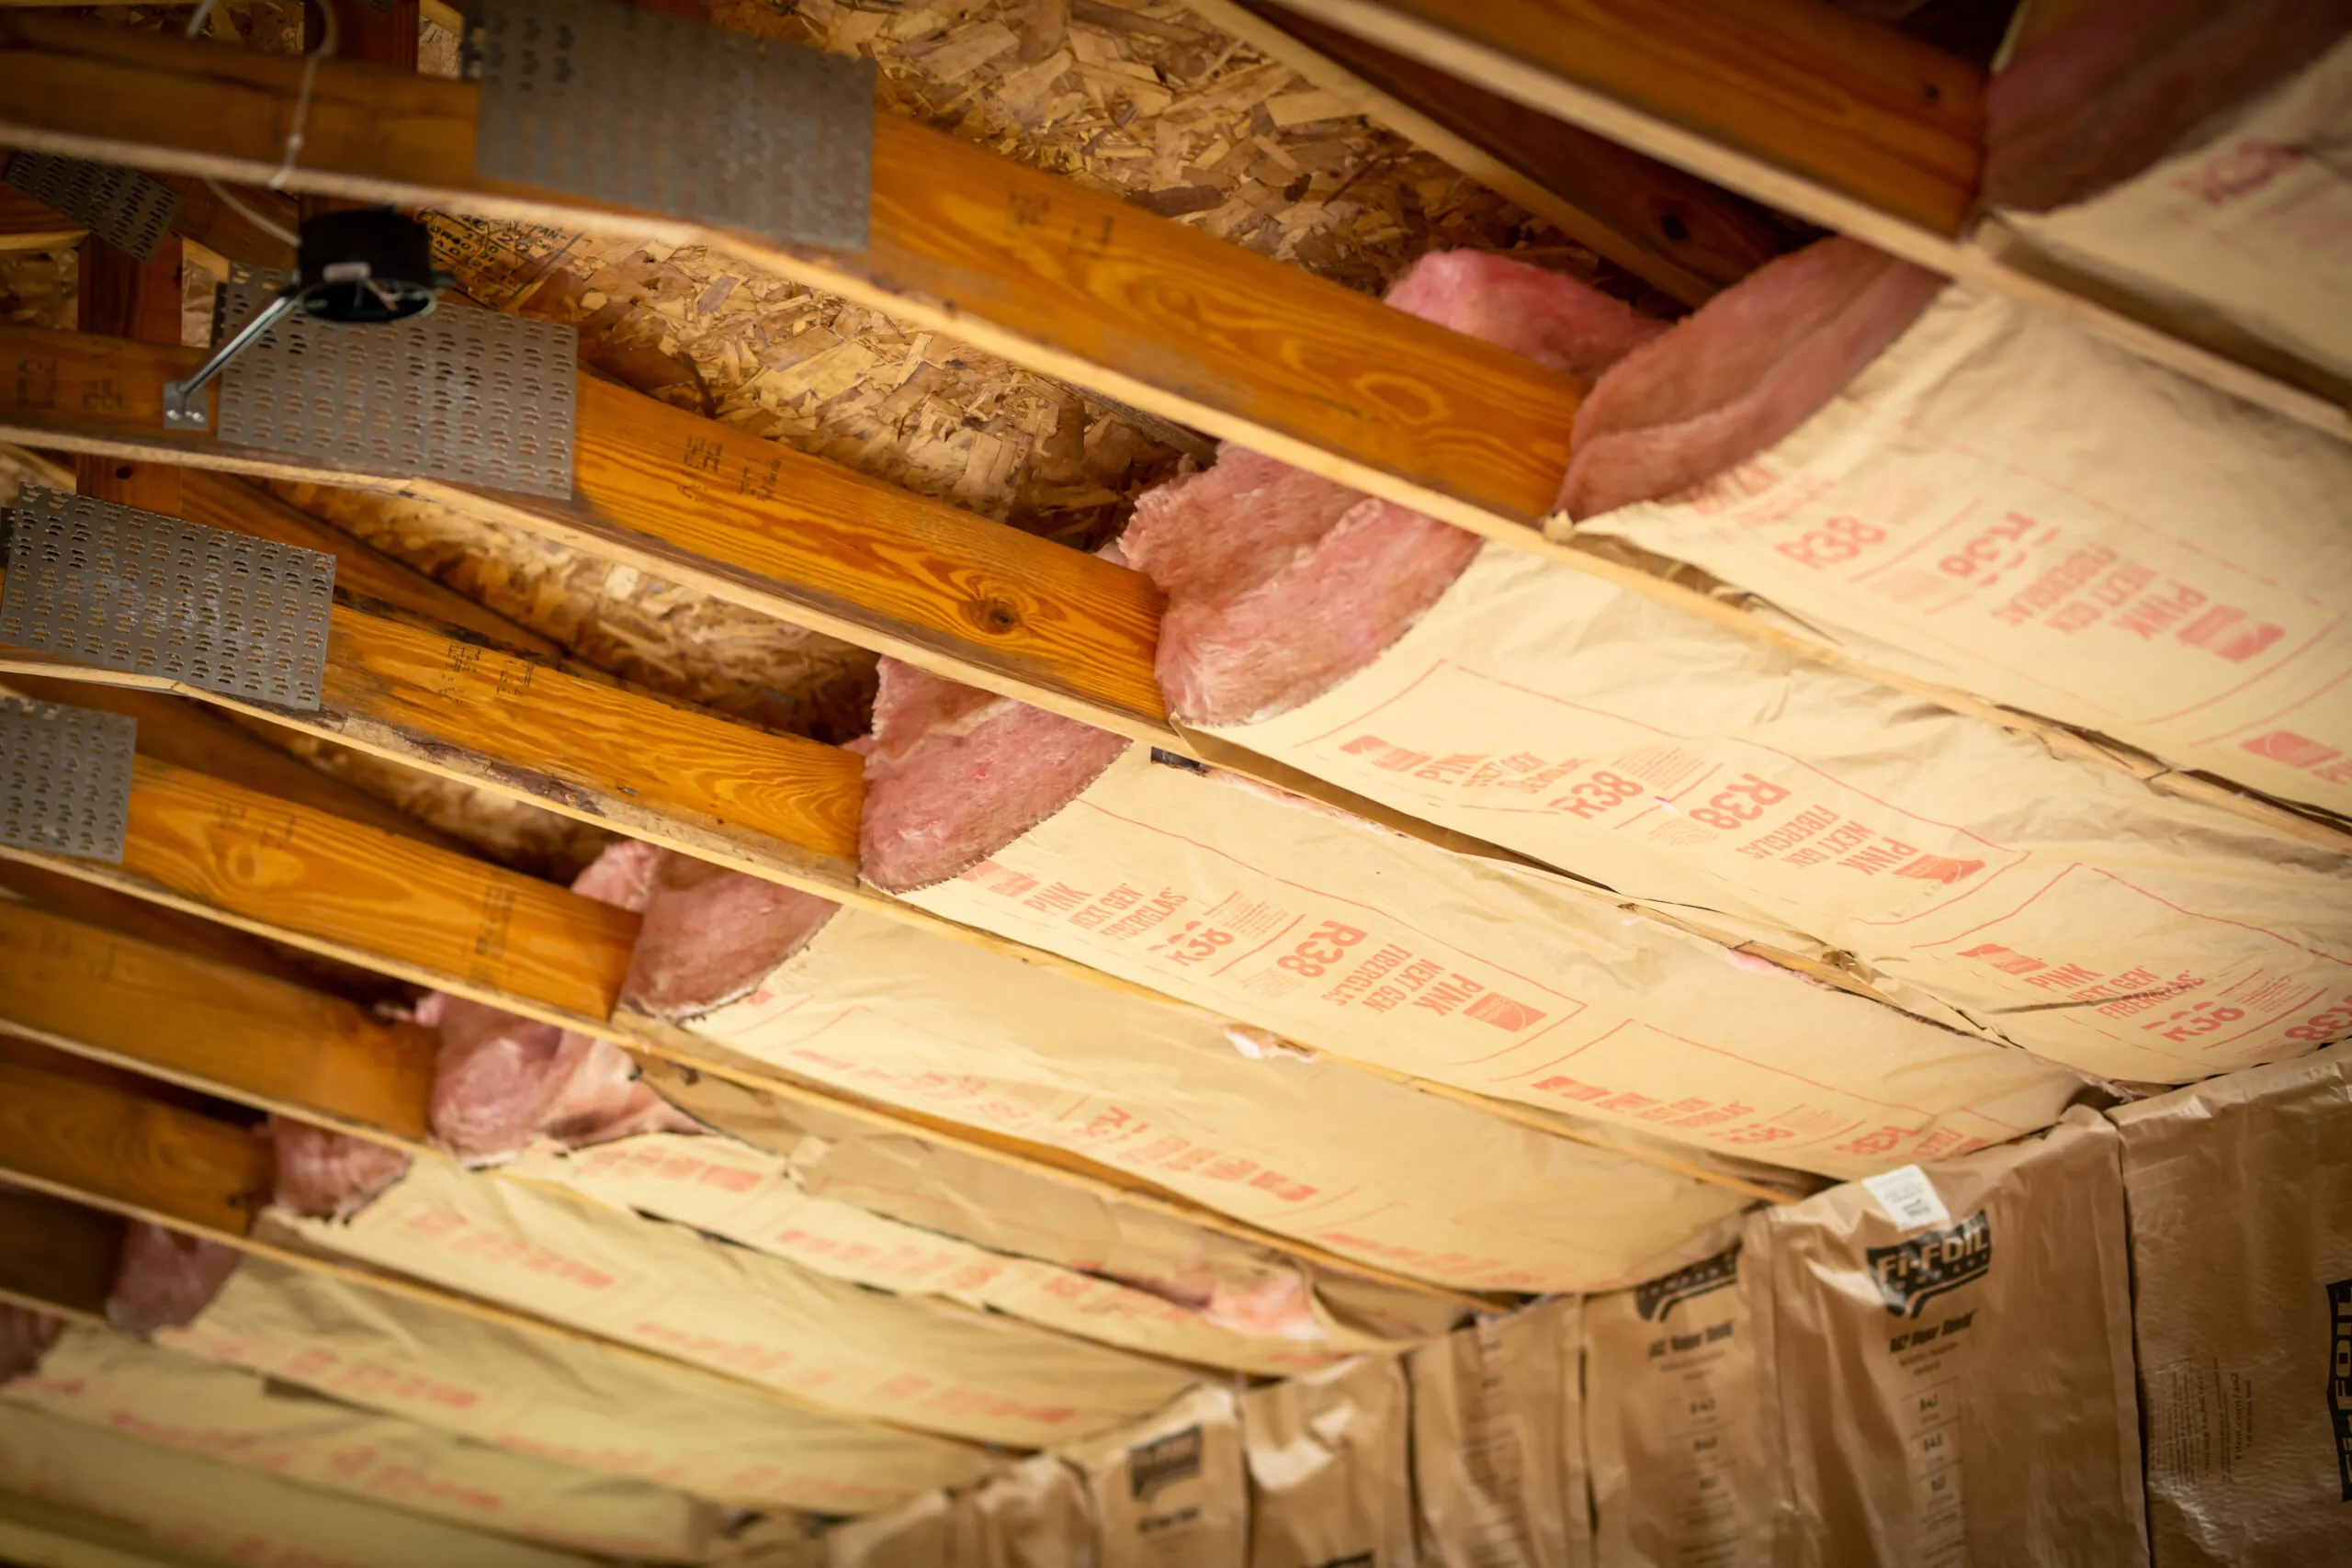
top-left (0, 697), bottom-right (136, 863)
top-left (0, 487), bottom-right (336, 712)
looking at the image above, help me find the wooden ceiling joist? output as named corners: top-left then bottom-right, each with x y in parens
top-left (1260, 0), bottom-right (2352, 436)
top-left (0, 1179), bottom-right (121, 1328)
top-left (0, 1043), bottom-right (998, 1453)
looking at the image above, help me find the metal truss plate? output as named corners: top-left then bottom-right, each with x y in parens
top-left (476, 0), bottom-right (874, 249)
top-left (0, 487), bottom-right (335, 712)
top-left (3, 152), bottom-right (181, 263)
top-left (0, 697), bottom-right (135, 863)
top-left (211, 276), bottom-right (577, 499)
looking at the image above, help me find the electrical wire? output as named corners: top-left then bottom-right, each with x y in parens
top-left (182, 0), bottom-right (344, 250)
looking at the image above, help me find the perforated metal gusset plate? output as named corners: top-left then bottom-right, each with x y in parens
top-left (4, 152), bottom-right (181, 262)
top-left (476, 0), bottom-right (874, 249)
top-left (211, 276), bottom-right (577, 499)
top-left (0, 487), bottom-right (334, 712)
top-left (0, 697), bottom-right (134, 863)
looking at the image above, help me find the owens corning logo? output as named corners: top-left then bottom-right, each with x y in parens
top-left (2327, 1279), bottom-right (2352, 1501)
top-left (1866, 1212), bottom-right (1992, 1319)
top-left (1635, 1247), bottom-right (1740, 1323)
top-left (1127, 1426), bottom-right (1202, 1503)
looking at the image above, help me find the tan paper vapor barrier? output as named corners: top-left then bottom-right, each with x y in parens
top-left (1583, 1239), bottom-right (1787, 1568)
top-left (1408, 1297), bottom-right (1589, 1568)
top-left (1203, 536), bottom-right (2352, 1083)
top-left (4, 1324), bottom-right (718, 1562)
top-left (648, 1067), bottom-right (1458, 1348)
top-left (1997, 32), bottom-right (2352, 381)
top-left (1764, 1107), bottom-right (2147, 1567)
top-left (1071, 1383), bottom-right (1250, 1567)
top-left (508, 1131), bottom-right (1363, 1376)
top-left (2109, 1042), bottom-right (2352, 1565)
top-left (0, 1400), bottom-right (594, 1568)
top-left (159, 1252), bottom-right (987, 1515)
top-left (823, 1490), bottom-right (981, 1567)
top-left (902, 745), bottom-right (2078, 1170)
top-left (972, 1454), bottom-right (1094, 1568)
top-left (1241, 1354), bottom-right (1414, 1567)
top-left (0, 1488), bottom-right (214, 1568)
top-left (268, 1155), bottom-right (1190, 1447)
top-left (681, 904), bottom-right (1748, 1292)
top-left (1568, 282), bottom-right (2352, 829)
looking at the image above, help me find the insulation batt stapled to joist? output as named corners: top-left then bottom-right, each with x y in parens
top-left (1117, 247), bottom-right (2352, 1086)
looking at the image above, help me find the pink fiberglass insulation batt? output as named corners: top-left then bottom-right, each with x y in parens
top-left (859, 656), bottom-right (1132, 892)
top-left (623, 852), bottom-right (839, 1022)
top-left (1556, 238), bottom-right (1945, 521)
top-left (1984, 0), bottom-right (2352, 212)
top-left (425, 841), bottom-right (695, 1164)
top-left (1124, 250), bottom-right (1663, 727)
top-left (106, 1223), bottom-right (243, 1336)
top-left (266, 1118), bottom-right (412, 1223)
top-left (0, 1304), bottom-right (62, 1382)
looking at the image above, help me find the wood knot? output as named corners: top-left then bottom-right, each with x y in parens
top-left (978, 598), bottom-right (1021, 634)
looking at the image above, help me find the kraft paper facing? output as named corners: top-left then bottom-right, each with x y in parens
top-left (901, 744), bottom-right (2081, 1173)
top-left (1999, 34), bottom-right (2352, 382)
top-left (645, 1067), bottom-right (1458, 1348)
top-left (267, 1156), bottom-right (1192, 1448)
top-left (823, 1490), bottom-right (981, 1568)
top-left (3, 1324), bottom-right (718, 1562)
top-left (0, 1401), bottom-right (595, 1568)
top-left (972, 1454), bottom-right (1094, 1568)
top-left (684, 903), bottom-right (1747, 1293)
top-left (1584, 1235), bottom-right (1789, 1568)
top-left (1204, 537), bottom-right (2352, 1084)
top-left (1763, 1107), bottom-right (2147, 1568)
top-left (1241, 1353), bottom-right (1415, 1568)
top-left (0, 1489), bottom-right (217, 1568)
top-left (2109, 1042), bottom-right (2352, 1566)
top-left (1070, 1383), bottom-right (1250, 1568)
top-left (1566, 279), bottom-right (2352, 824)
top-left (160, 1254), bottom-right (986, 1516)
top-left (1408, 1296), bottom-right (1589, 1568)
top-left (507, 1131), bottom-right (1357, 1376)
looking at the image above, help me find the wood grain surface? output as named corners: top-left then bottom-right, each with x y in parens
top-left (0, 174), bottom-right (80, 252)
top-left (100, 754), bottom-right (637, 1022)
top-left (1202, 0), bottom-right (1792, 302)
top-left (179, 472), bottom-right (560, 659)
top-left (1279, 0), bottom-right (1980, 234)
top-left (0, 1050), bottom-right (269, 1237)
top-left (0, 668), bottom-right (471, 853)
top-left (0, 901), bottom-right (436, 1145)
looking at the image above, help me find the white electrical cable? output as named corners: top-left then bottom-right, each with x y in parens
top-left (274, 0), bottom-right (340, 189)
top-left (181, 0), bottom-right (345, 250)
